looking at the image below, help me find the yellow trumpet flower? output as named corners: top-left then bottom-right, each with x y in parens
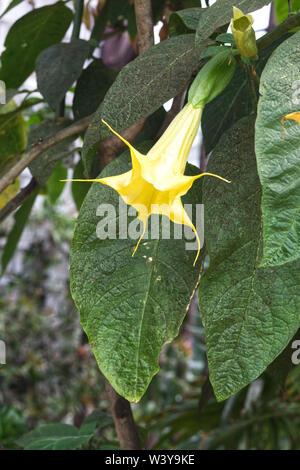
top-left (67, 103), bottom-right (230, 265)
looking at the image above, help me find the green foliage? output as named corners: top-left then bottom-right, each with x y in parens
top-left (82, 34), bottom-right (205, 175)
top-left (1, 190), bottom-right (38, 274)
top-left (28, 119), bottom-right (74, 186)
top-left (0, 406), bottom-right (26, 449)
top-left (0, 2), bottom-right (73, 89)
top-left (255, 31), bottom-right (300, 267)
top-left (70, 145), bottom-right (204, 402)
top-left (195, 0), bottom-right (271, 43)
top-left (36, 39), bottom-right (90, 113)
top-left (199, 116), bottom-right (300, 401)
top-left (73, 60), bottom-right (118, 120)
top-left (0, 100), bottom-right (27, 170)
top-left (275, 0), bottom-right (300, 24)
top-left (0, 0), bottom-right (25, 19)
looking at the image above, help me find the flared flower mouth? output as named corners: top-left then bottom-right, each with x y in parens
top-left (65, 103), bottom-right (230, 265)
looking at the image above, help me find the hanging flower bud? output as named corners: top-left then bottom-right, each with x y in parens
top-left (231, 7), bottom-right (258, 59)
top-left (188, 50), bottom-right (236, 109)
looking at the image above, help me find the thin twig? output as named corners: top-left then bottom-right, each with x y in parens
top-left (134, 0), bottom-right (154, 54)
top-left (0, 178), bottom-right (38, 223)
top-left (105, 380), bottom-right (142, 450)
top-left (0, 114), bottom-right (93, 194)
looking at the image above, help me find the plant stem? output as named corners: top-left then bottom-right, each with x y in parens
top-left (134, 0), bottom-right (154, 54)
top-left (105, 380), bottom-right (142, 450)
top-left (257, 11), bottom-right (300, 52)
top-left (0, 114), bottom-right (93, 194)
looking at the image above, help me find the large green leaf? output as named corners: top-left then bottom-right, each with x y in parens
top-left (0, 2), bottom-right (73, 89)
top-left (275, 0), bottom-right (300, 24)
top-left (199, 116), bottom-right (300, 401)
top-left (255, 32), bottom-right (300, 267)
top-left (70, 144), bottom-right (204, 402)
top-left (21, 423), bottom-right (95, 450)
top-left (36, 40), bottom-right (90, 113)
top-left (202, 36), bottom-right (289, 154)
top-left (195, 0), bottom-right (271, 43)
top-left (82, 34), bottom-right (205, 175)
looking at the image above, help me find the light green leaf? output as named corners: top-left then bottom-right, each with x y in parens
top-left (71, 160), bottom-right (92, 210)
top-left (0, 2), bottom-right (73, 89)
top-left (255, 31), bottom-right (300, 267)
top-left (275, 0), bottom-right (300, 24)
top-left (46, 161), bottom-right (67, 204)
top-left (199, 116), bottom-right (300, 401)
top-left (82, 34), bottom-right (205, 175)
top-left (70, 144), bottom-right (203, 402)
top-left (36, 39), bottom-right (90, 113)
top-left (195, 0), bottom-right (271, 43)
top-left (22, 423), bottom-right (94, 450)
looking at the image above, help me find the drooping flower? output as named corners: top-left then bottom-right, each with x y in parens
top-left (231, 7), bottom-right (258, 59)
top-left (68, 103), bottom-right (229, 265)
top-left (67, 51), bottom-right (235, 265)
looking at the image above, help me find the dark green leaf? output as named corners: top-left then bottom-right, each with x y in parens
top-left (255, 31), bottom-right (300, 267)
top-left (169, 8), bottom-right (204, 37)
top-left (82, 34), bottom-right (206, 175)
top-left (1, 190), bottom-right (38, 274)
top-left (195, 0), bottom-right (271, 43)
top-left (36, 39), bottom-right (90, 113)
top-left (46, 161), bottom-right (67, 204)
top-left (28, 119), bottom-right (74, 186)
top-left (199, 116), bottom-right (300, 401)
top-left (0, 0), bottom-right (24, 19)
top-left (0, 2), bottom-right (73, 89)
top-left (70, 144), bottom-right (203, 402)
top-left (21, 423), bottom-right (94, 450)
top-left (73, 59), bottom-right (118, 120)
top-left (202, 36), bottom-right (288, 153)
top-left (71, 160), bottom-right (92, 210)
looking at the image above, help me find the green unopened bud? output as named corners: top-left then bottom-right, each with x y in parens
top-left (231, 7), bottom-right (258, 59)
top-left (188, 50), bottom-right (236, 108)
